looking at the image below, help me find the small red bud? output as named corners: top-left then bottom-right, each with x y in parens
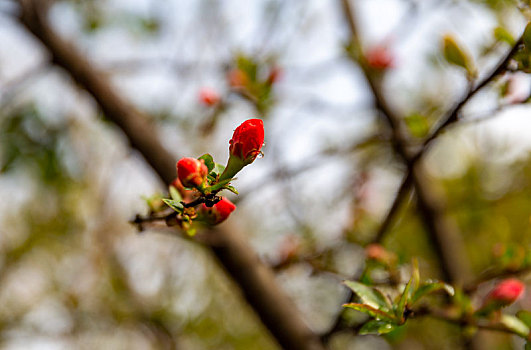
top-left (177, 157), bottom-right (208, 189)
top-left (198, 197), bottom-right (236, 225)
top-left (484, 279), bottom-right (525, 307)
top-left (228, 69), bottom-right (248, 88)
top-left (366, 45), bottom-right (394, 70)
top-left (198, 87), bottom-right (221, 106)
top-left (365, 244), bottom-right (387, 261)
top-left (267, 66), bottom-right (283, 84)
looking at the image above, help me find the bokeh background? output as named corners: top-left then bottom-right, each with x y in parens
top-left (0, 0), bottom-right (530, 349)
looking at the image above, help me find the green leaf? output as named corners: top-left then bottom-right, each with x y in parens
top-left (526, 341), bottom-right (531, 350)
top-left (523, 22), bottom-right (531, 50)
top-left (343, 303), bottom-right (396, 322)
top-left (198, 154), bottom-right (215, 172)
top-left (517, 310), bottom-right (531, 328)
top-left (395, 276), bottom-right (413, 320)
top-left (410, 281), bottom-right (455, 305)
top-left (343, 280), bottom-right (392, 311)
top-left (169, 186), bottom-right (182, 201)
top-left (493, 26), bottom-right (515, 46)
top-left (500, 314), bottom-right (530, 338)
top-left (225, 185), bottom-right (239, 195)
top-left (358, 320), bottom-right (397, 335)
top-left (442, 35), bottom-right (475, 77)
top-left (214, 163), bottom-right (226, 175)
top-left (404, 114), bottom-right (429, 138)
top-left (162, 198), bottom-right (184, 213)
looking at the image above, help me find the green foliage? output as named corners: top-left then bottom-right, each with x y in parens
top-left (442, 35), bottom-right (476, 78)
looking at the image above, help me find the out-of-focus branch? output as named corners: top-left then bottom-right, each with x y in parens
top-left (340, 0), bottom-right (470, 284)
top-left (17, 2), bottom-right (325, 349)
top-left (371, 31), bottom-right (525, 245)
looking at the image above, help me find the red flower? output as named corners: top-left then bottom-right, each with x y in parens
top-left (198, 197), bottom-right (236, 225)
top-left (177, 157), bottom-right (208, 189)
top-left (229, 118), bottom-right (264, 164)
top-left (228, 69), bottom-right (248, 88)
top-left (198, 87), bottom-right (221, 106)
top-left (366, 45), bottom-right (394, 70)
top-left (485, 279), bottom-right (525, 306)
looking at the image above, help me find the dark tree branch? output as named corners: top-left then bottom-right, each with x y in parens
top-left (16, 2), bottom-right (325, 349)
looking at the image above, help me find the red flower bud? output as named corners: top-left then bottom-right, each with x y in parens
top-left (366, 45), bottom-right (394, 70)
top-left (198, 87), bottom-right (221, 106)
top-left (229, 118), bottom-right (264, 163)
top-left (267, 66), bottom-right (283, 84)
top-left (228, 69), bottom-right (248, 88)
top-left (485, 279), bottom-right (525, 306)
top-left (198, 197), bottom-right (236, 225)
top-left (177, 157), bottom-right (208, 189)
top-left (219, 119), bottom-right (265, 182)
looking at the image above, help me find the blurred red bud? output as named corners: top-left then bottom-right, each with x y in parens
top-left (228, 69), bottom-right (248, 88)
top-left (267, 66), bottom-right (283, 84)
top-left (198, 87), bottom-right (221, 106)
top-left (365, 244), bottom-right (387, 261)
top-left (478, 278), bottom-right (526, 316)
top-left (366, 45), bottom-right (394, 70)
top-left (177, 157), bottom-right (208, 189)
top-left (485, 279), bottom-right (525, 306)
top-left (198, 197), bottom-right (236, 225)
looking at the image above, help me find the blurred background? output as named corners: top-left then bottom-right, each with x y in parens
top-left (0, 0), bottom-right (530, 349)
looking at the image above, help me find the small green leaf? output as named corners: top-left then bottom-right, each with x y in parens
top-left (225, 185), bottom-right (239, 195)
top-left (500, 314), bottom-right (530, 338)
top-left (162, 198), bottom-right (184, 213)
top-left (442, 34), bottom-right (475, 77)
top-left (405, 114), bottom-right (429, 138)
top-left (198, 154), bottom-right (215, 172)
top-left (169, 186), bottom-right (182, 201)
top-left (517, 310), bottom-right (531, 328)
top-left (343, 280), bottom-right (392, 311)
top-left (359, 320), bottom-right (397, 335)
top-left (526, 340), bottom-right (531, 350)
top-left (493, 26), bottom-right (515, 46)
top-left (395, 277), bottom-right (413, 320)
top-left (342, 303), bottom-right (396, 322)
top-left (214, 163), bottom-right (226, 175)
top-left (410, 281), bottom-right (454, 305)
top-left (523, 22), bottom-right (531, 50)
